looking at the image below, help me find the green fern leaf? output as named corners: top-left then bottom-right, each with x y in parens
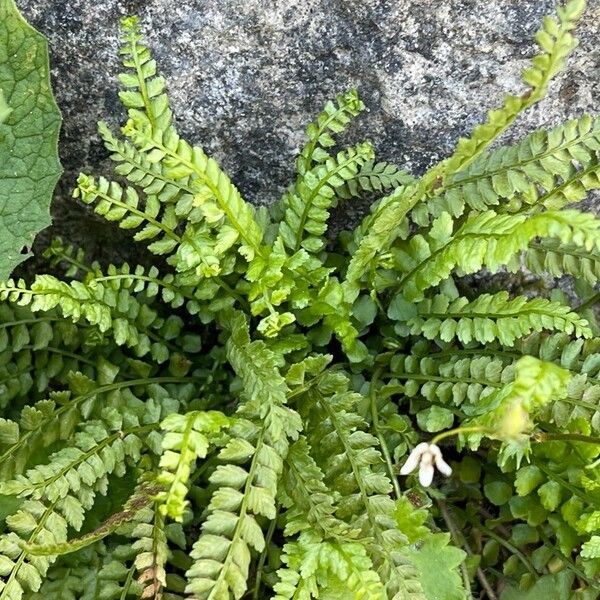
top-left (441, 0), bottom-right (586, 178)
top-left (156, 410), bottom-right (229, 521)
top-left (185, 312), bottom-right (302, 599)
top-left (415, 116), bottom-right (600, 223)
top-left (392, 292), bottom-right (591, 346)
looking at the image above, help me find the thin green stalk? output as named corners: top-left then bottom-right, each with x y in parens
top-left (253, 508), bottom-right (278, 599)
top-left (369, 369), bottom-right (402, 499)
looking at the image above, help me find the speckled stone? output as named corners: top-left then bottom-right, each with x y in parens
top-left (16, 0), bottom-right (600, 264)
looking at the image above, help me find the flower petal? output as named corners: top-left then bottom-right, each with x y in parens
top-left (419, 462), bottom-right (435, 487)
top-left (399, 442), bottom-right (429, 475)
top-left (436, 456), bottom-right (453, 477)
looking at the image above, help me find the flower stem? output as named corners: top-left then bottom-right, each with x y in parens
top-left (431, 426), bottom-right (490, 445)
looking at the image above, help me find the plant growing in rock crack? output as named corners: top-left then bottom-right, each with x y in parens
top-left (0, 0), bottom-right (599, 598)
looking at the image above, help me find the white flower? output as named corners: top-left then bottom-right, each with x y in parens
top-left (399, 442), bottom-right (452, 487)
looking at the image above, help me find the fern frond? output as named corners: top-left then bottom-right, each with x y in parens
top-left (118, 16), bottom-right (176, 138)
top-left (31, 549), bottom-right (101, 600)
top-left (185, 312), bottom-right (302, 599)
top-left (74, 174), bottom-right (179, 256)
top-left (0, 372), bottom-right (187, 480)
top-left (156, 410), bottom-right (229, 522)
top-left (537, 156), bottom-right (600, 210)
top-left (24, 484), bottom-right (159, 557)
top-left (392, 334), bottom-right (600, 435)
top-left (0, 419), bottom-right (144, 527)
top-left (295, 89), bottom-right (365, 176)
top-left (121, 122), bottom-right (265, 263)
top-left (0, 303), bottom-right (101, 405)
top-left (0, 500), bottom-right (68, 599)
top-left (273, 531), bottom-right (385, 600)
top-left (95, 501), bottom-right (188, 599)
top-left (337, 160), bottom-right (416, 200)
top-left (394, 209), bottom-right (600, 302)
top-left (414, 115), bottom-right (600, 223)
top-left (131, 505), bottom-right (171, 599)
top-left (343, 184), bottom-right (416, 305)
top-left (390, 348), bottom-right (513, 407)
top-left (0, 274), bottom-right (172, 360)
top-left (278, 142), bottom-right (374, 254)
top-left (83, 261), bottom-right (209, 321)
top-left (441, 0), bottom-right (586, 177)
top-left (99, 122), bottom-right (197, 219)
top-left (521, 239), bottom-right (600, 286)
top-left (93, 126), bottom-right (247, 290)
top-left (280, 436), bottom-right (354, 539)
top-left (302, 371), bottom-right (426, 599)
top-left (42, 237), bottom-right (94, 279)
top-left (393, 292), bottom-right (591, 346)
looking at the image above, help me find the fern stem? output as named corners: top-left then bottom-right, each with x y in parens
top-left (535, 431), bottom-right (600, 445)
top-left (369, 370), bottom-right (401, 499)
top-left (0, 315), bottom-right (61, 329)
top-left (437, 501), bottom-right (479, 600)
top-left (475, 524), bottom-right (536, 576)
top-left (119, 562), bottom-right (138, 600)
top-left (54, 249), bottom-right (93, 275)
top-left (577, 290), bottom-right (600, 311)
top-left (39, 345), bottom-right (96, 366)
top-left (531, 460), bottom-right (590, 502)
top-left (537, 529), bottom-right (592, 585)
top-left (252, 506), bottom-right (278, 600)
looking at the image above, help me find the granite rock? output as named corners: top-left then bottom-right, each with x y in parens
top-left (16, 0), bottom-right (600, 264)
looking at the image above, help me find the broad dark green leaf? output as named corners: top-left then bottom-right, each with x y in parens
top-left (0, 0), bottom-right (62, 278)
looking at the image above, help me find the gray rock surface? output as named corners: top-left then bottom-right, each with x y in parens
top-left (16, 0), bottom-right (600, 264)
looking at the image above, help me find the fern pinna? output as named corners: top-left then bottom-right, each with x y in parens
top-left (0, 0), bottom-right (599, 598)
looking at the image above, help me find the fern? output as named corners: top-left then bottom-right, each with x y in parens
top-left (521, 238), bottom-right (600, 286)
top-left (156, 410), bottom-right (229, 521)
top-left (273, 531), bottom-right (385, 600)
top-left (414, 115), bottom-right (600, 223)
top-left (0, 2), bottom-right (599, 598)
top-left (392, 292), bottom-right (591, 346)
top-left (278, 142), bottom-right (374, 254)
top-left (185, 312), bottom-right (302, 599)
top-left (298, 370), bottom-right (427, 599)
top-left (393, 209), bottom-right (600, 302)
top-left (441, 0), bottom-right (586, 177)
top-left (118, 16), bottom-right (176, 139)
top-left (337, 160), bottom-right (415, 200)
